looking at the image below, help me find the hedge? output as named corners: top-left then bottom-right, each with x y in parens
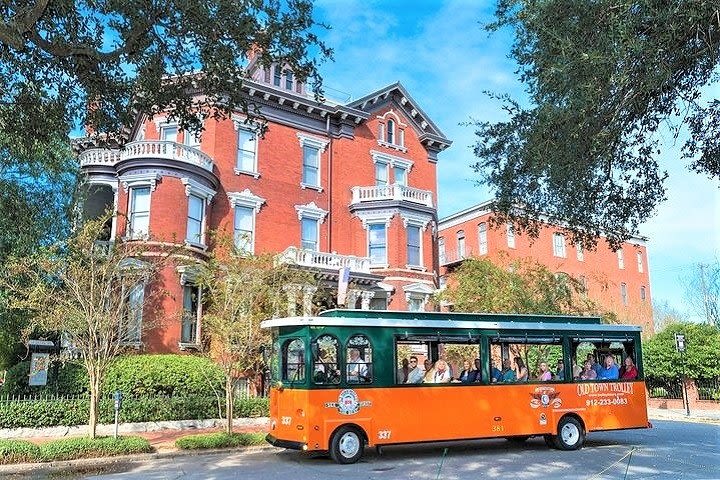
top-left (0, 395), bottom-right (269, 429)
top-left (1, 354), bottom-right (225, 398)
top-left (0, 436), bottom-right (152, 465)
top-left (175, 432), bottom-right (266, 450)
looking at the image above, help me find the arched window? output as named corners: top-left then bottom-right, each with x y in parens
top-left (346, 335), bottom-right (373, 384)
top-left (312, 334), bottom-right (340, 385)
top-left (282, 338), bottom-right (306, 382)
top-left (387, 119), bottom-right (395, 144)
top-left (478, 222), bottom-right (488, 255)
top-left (457, 230), bottom-right (466, 259)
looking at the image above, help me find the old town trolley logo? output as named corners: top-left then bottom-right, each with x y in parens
top-left (577, 381), bottom-right (634, 407)
top-left (324, 389), bottom-right (372, 415)
top-left (530, 386), bottom-right (562, 409)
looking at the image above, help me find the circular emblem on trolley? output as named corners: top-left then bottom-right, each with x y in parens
top-left (541, 394), bottom-right (550, 406)
top-left (337, 389), bottom-right (360, 415)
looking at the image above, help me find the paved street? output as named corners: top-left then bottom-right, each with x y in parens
top-left (73, 419), bottom-right (719, 480)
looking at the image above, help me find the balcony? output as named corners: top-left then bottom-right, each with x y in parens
top-left (440, 248), bottom-right (475, 267)
top-left (79, 141), bottom-right (214, 172)
top-left (279, 247), bottom-right (371, 273)
top-left (350, 184), bottom-right (434, 208)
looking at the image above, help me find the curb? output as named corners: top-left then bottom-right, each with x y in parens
top-left (0, 443), bottom-right (279, 476)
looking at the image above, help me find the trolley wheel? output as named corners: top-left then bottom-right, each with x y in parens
top-left (553, 416), bottom-right (585, 450)
top-left (506, 435), bottom-right (531, 443)
top-left (329, 425), bottom-right (364, 464)
top-left (543, 434), bottom-right (556, 448)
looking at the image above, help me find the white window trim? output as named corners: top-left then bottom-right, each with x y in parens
top-left (228, 189), bottom-right (266, 255)
top-left (506, 223), bottom-right (516, 249)
top-left (295, 202), bottom-right (328, 251)
top-left (120, 282), bottom-right (145, 347)
top-left (370, 150), bottom-right (413, 174)
top-left (618, 249), bottom-right (625, 269)
top-left (367, 222), bottom-right (389, 268)
top-left (121, 174), bottom-right (160, 241)
top-left (478, 222), bottom-right (488, 255)
top-left (553, 233), bottom-right (567, 258)
top-left (232, 116), bottom-right (261, 178)
top-left (402, 282), bottom-right (435, 312)
top-left (637, 251), bottom-right (644, 273)
top-left (376, 110), bottom-right (408, 152)
top-left (400, 212), bottom-right (429, 270)
top-left (181, 178), bottom-right (215, 249)
top-left (576, 242), bottom-right (584, 262)
top-left (297, 133), bottom-right (328, 191)
top-left (300, 217), bottom-right (320, 251)
top-left (177, 266), bottom-right (202, 349)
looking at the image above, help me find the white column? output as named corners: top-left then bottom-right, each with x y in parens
top-left (283, 284), bottom-right (302, 317)
top-left (302, 285), bottom-right (318, 316)
top-left (345, 289), bottom-right (361, 309)
top-left (360, 291), bottom-right (376, 310)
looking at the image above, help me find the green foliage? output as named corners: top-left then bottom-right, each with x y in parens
top-left (644, 322), bottom-right (720, 379)
top-left (0, 436), bottom-right (151, 465)
top-left (0, 439), bottom-right (41, 464)
top-left (1, 360), bottom-right (89, 397)
top-left (0, 1), bottom-right (330, 147)
top-left (103, 355), bottom-right (224, 397)
top-left (0, 395), bottom-right (267, 429)
top-left (438, 257), bottom-right (598, 315)
top-left (175, 432), bottom-right (266, 450)
top-left (475, 1), bottom-right (720, 248)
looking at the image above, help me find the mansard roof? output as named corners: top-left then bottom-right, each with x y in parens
top-left (347, 82), bottom-right (452, 151)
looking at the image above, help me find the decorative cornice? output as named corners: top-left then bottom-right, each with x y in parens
top-left (181, 177), bottom-right (216, 202)
top-left (227, 189), bottom-right (266, 212)
top-left (370, 150), bottom-right (413, 172)
top-left (120, 172), bottom-right (161, 192)
top-left (297, 132), bottom-right (329, 151)
top-left (355, 209), bottom-right (397, 229)
top-left (400, 211), bottom-right (432, 230)
top-left (295, 201), bottom-right (329, 222)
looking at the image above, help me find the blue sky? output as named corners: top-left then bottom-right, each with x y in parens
top-left (312, 0), bottom-right (719, 320)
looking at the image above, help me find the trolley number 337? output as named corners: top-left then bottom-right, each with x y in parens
top-left (377, 430), bottom-right (392, 440)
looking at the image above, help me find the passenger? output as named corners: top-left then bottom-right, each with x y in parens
top-left (620, 356), bottom-right (638, 380)
top-left (555, 359), bottom-right (565, 381)
top-left (432, 359), bottom-right (452, 383)
top-left (597, 354), bottom-right (619, 380)
top-left (456, 360), bottom-right (474, 383)
top-left (490, 359), bottom-right (503, 383)
top-left (515, 356), bottom-right (529, 382)
top-left (537, 361), bottom-right (552, 381)
top-left (472, 358), bottom-right (484, 382)
top-left (423, 359), bottom-right (435, 383)
top-left (396, 358), bottom-right (410, 384)
top-left (579, 360), bottom-right (597, 380)
top-left (406, 356), bottom-right (424, 384)
top-left (346, 348), bottom-right (368, 382)
top-left (500, 358), bottom-right (516, 382)
top-left (572, 360), bottom-right (583, 379)
top-left (587, 353), bottom-right (601, 375)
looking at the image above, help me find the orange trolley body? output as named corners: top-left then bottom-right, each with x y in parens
top-left (262, 310), bottom-right (650, 463)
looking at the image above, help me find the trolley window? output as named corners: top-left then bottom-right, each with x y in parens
top-left (346, 334), bottom-right (373, 384)
top-left (282, 338), bottom-right (306, 383)
top-left (312, 334), bottom-right (341, 385)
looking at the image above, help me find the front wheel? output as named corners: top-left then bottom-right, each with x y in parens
top-left (553, 416), bottom-right (585, 450)
top-left (329, 425), bottom-right (364, 464)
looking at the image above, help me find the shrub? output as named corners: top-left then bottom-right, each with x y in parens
top-left (103, 355), bottom-right (224, 396)
top-left (0, 439), bottom-right (41, 465)
top-left (175, 432), bottom-right (266, 450)
top-left (37, 436), bottom-right (151, 462)
top-left (0, 394), bottom-right (266, 429)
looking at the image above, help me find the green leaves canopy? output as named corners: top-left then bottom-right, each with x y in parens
top-left (643, 322), bottom-right (720, 379)
top-left (438, 257), bottom-right (598, 316)
top-left (475, 1), bottom-right (720, 249)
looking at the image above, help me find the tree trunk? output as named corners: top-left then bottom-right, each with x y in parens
top-left (225, 376), bottom-right (234, 435)
top-left (88, 369), bottom-right (101, 439)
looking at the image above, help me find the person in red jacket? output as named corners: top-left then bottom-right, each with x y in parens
top-left (620, 356), bottom-right (638, 380)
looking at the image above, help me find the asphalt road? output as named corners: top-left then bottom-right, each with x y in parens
top-left (77, 420), bottom-right (718, 480)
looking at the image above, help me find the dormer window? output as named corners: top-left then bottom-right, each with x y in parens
top-left (285, 71), bottom-right (293, 90)
top-left (273, 65), bottom-right (282, 87)
top-left (377, 111), bottom-right (407, 152)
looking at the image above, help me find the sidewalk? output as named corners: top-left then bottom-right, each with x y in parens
top-left (647, 407), bottom-right (720, 425)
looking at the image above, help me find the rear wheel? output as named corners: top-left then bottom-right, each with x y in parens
top-left (553, 416), bottom-right (585, 450)
top-left (329, 425), bottom-right (364, 464)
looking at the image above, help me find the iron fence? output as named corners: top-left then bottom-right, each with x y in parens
top-left (646, 377), bottom-right (684, 399)
top-left (695, 378), bottom-right (720, 401)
